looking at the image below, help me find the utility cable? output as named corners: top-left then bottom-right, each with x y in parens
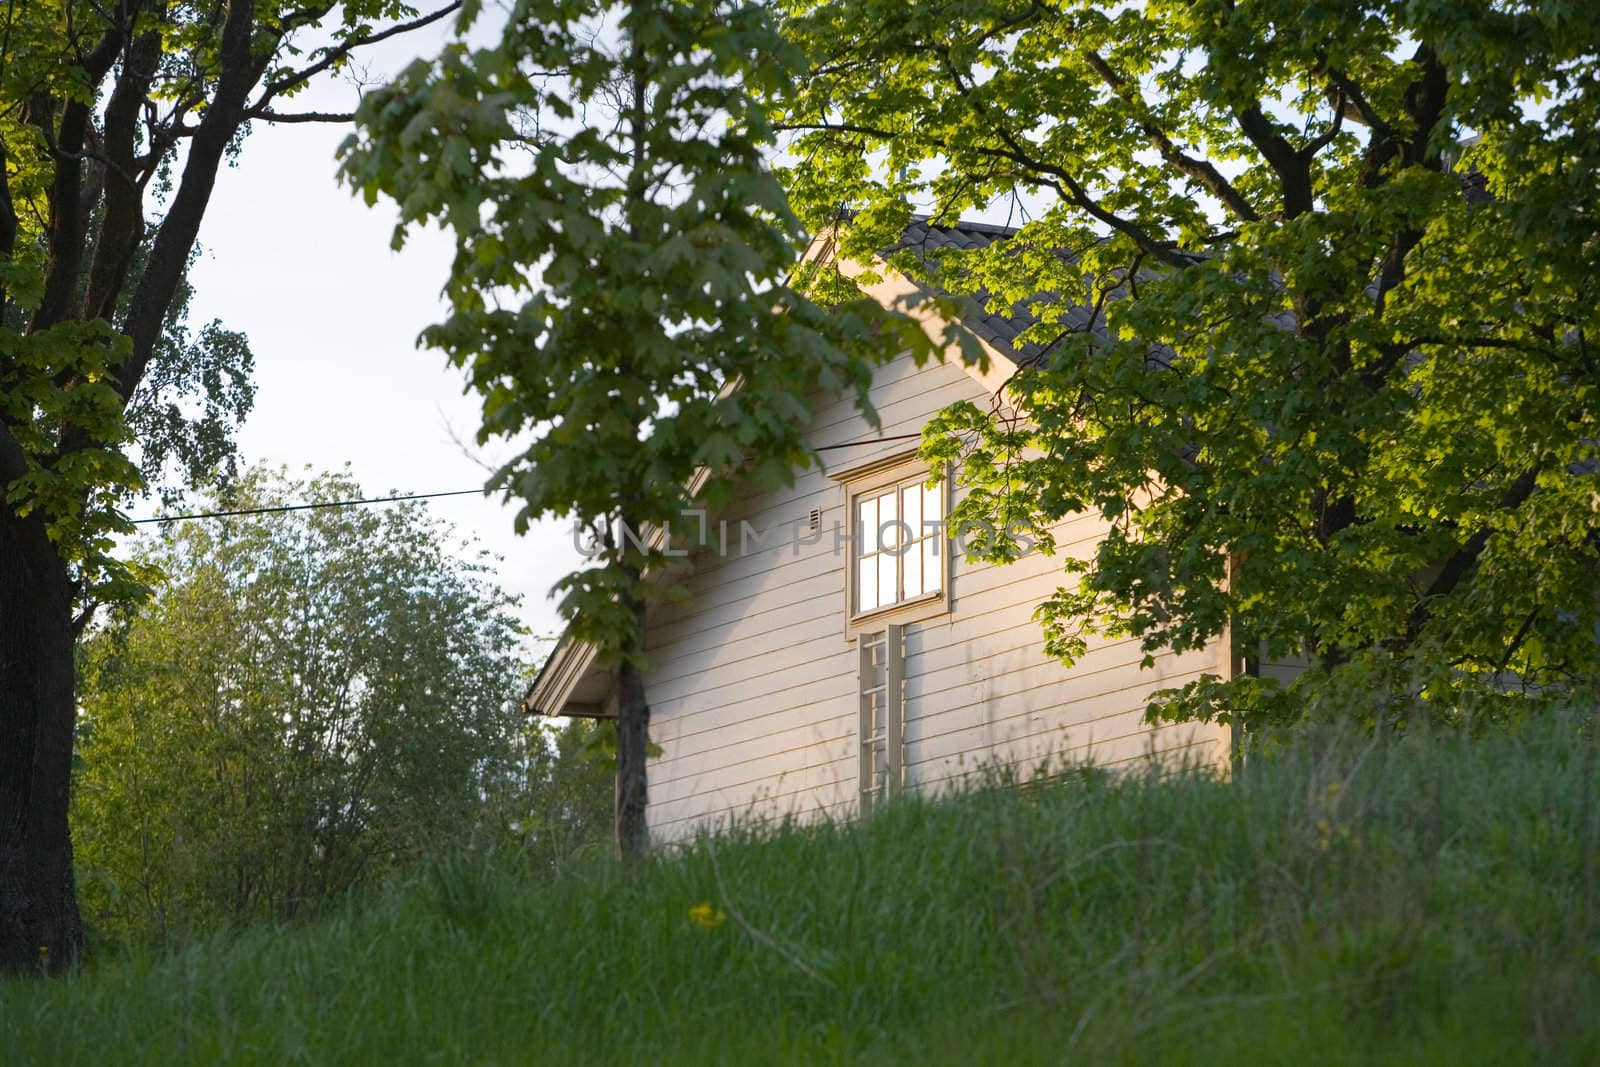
top-left (130, 489), bottom-right (486, 525)
top-left (128, 433), bottom-right (929, 525)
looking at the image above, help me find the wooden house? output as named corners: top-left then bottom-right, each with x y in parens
top-left (524, 220), bottom-right (1242, 841)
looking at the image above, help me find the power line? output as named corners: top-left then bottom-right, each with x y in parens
top-left (130, 489), bottom-right (486, 525)
top-left (813, 431), bottom-right (923, 453)
top-left (128, 433), bottom-right (929, 525)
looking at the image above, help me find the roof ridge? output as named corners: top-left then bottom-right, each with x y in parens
top-left (907, 214), bottom-right (1021, 238)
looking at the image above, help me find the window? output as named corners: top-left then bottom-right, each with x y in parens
top-left (853, 474), bottom-right (944, 615)
top-left (833, 452), bottom-right (951, 638)
top-left (858, 624), bottom-right (905, 815)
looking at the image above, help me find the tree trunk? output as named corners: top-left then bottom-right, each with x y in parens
top-left (0, 504), bottom-right (83, 976)
top-left (615, 593), bottom-right (650, 859)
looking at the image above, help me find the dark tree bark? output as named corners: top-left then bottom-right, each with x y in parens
top-left (0, 505), bottom-right (82, 976)
top-left (611, 44), bottom-right (655, 861)
top-left (615, 591), bottom-right (651, 859)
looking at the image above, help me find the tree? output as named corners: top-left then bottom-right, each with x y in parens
top-left (72, 467), bottom-right (524, 946)
top-left (341, 0), bottom-right (911, 855)
top-left (496, 717), bottom-right (622, 872)
top-left (774, 0), bottom-right (1600, 726)
top-left (1, 0), bottom-right (461, 973)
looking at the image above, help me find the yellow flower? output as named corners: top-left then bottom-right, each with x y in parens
top-left (688, 902), bottom-right (727, 929)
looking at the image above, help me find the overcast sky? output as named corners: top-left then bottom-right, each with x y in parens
top-left (138, 19), bottom-right (584, 653)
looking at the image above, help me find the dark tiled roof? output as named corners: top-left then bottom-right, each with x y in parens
top-left (892, 218), bottom-right (1069, 365)
top-left (890, 154), bottom-right (1494, 361)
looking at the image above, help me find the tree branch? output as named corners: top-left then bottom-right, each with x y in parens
top-left (83, 26), bottom-right (163, 322)
top-left (781, 117), bottom-right (1198, 269)
top-left (247, 2), bottom-right (462, 112)
top-left (942, 50), bottom-right (1204, 268)
top-left (1496, 605), bottom-right (1540, 677)
top-left (1321, 68), bottom-right (1395, 142)
top-left (1299, 91), bottom-right (1346, 158)
top-left (1400, 43), bottom-right (1449, 168)
top-left (1081, 50), bottom-right (1259, 223)
top-left (28, 26), bottom-right (125, 334)
top-left (1399, 335), bottom-right (1547, 354)
top-left (1235, 105), bottom-right (1313, 219)
top-left (0, 134), bottom-right (16, 314)
top-left (1367, 222), bottom-right (1424, 334)
top-left (115, 0), bottom-right (265, 412)
top-left (0, 419), bottom-right (27, 485)
top-left (246, 108), bottom-right (356, 124)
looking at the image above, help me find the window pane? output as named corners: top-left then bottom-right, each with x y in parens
top-left (901, 482), bottom-right (922, 537)
top-left (856, 496), bottom-right (877, 555)
top-left (904, 536), bottom-right (923, 597)
top-left (879, 489), bottom-right (899, 551)
top-left (923, 481), bottom-right (942, 526)
top-left (879, 547), bottom-right (898, 606)
top-left (857, 554), bottom-right (879, 613)
top-left (922, 537), bottom-right (941, 594)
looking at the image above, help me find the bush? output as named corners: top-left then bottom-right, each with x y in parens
top-left (72, 467), bottom-right (526, 948)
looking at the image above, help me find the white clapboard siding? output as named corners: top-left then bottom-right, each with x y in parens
top-left (643, 349), bottom-right (1229, 840)
top-left (906, 664), bottom-right (1216, 769)
top-left (652, 746), bottom-right (855, 810)
top-left (650, 662), bottom-right (857, 743)
top-left (654, 717), bottom-right (857, 788)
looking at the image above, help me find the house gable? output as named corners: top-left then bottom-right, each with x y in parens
top-left (522, 220), bottom-right (1025, 721)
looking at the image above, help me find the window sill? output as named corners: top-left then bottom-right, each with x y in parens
top-left (846, 590), bottom-right (949, 639)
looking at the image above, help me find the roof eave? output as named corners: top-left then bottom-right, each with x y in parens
top-left (521, 634), bottom-right (608, 718)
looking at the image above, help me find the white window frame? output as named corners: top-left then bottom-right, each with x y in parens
top-left (858, 623), bottom-right (905, 815)
top-left (833, 452), bottom-right (951, 639)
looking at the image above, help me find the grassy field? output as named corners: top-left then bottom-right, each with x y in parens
top-left (4, 717), bottom-right (1599, 1064)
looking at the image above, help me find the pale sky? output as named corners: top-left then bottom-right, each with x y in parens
top-left (144, 20), bottom-right (585, 652)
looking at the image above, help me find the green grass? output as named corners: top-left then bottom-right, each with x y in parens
top-left (5, 717), bottom-right (1599, 1064)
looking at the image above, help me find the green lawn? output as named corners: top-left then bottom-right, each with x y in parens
top-left (5, 718), bottom-right (1598, 1064)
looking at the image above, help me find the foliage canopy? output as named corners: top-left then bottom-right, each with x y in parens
top-left (776, 0), bottom-right (1600, 724)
